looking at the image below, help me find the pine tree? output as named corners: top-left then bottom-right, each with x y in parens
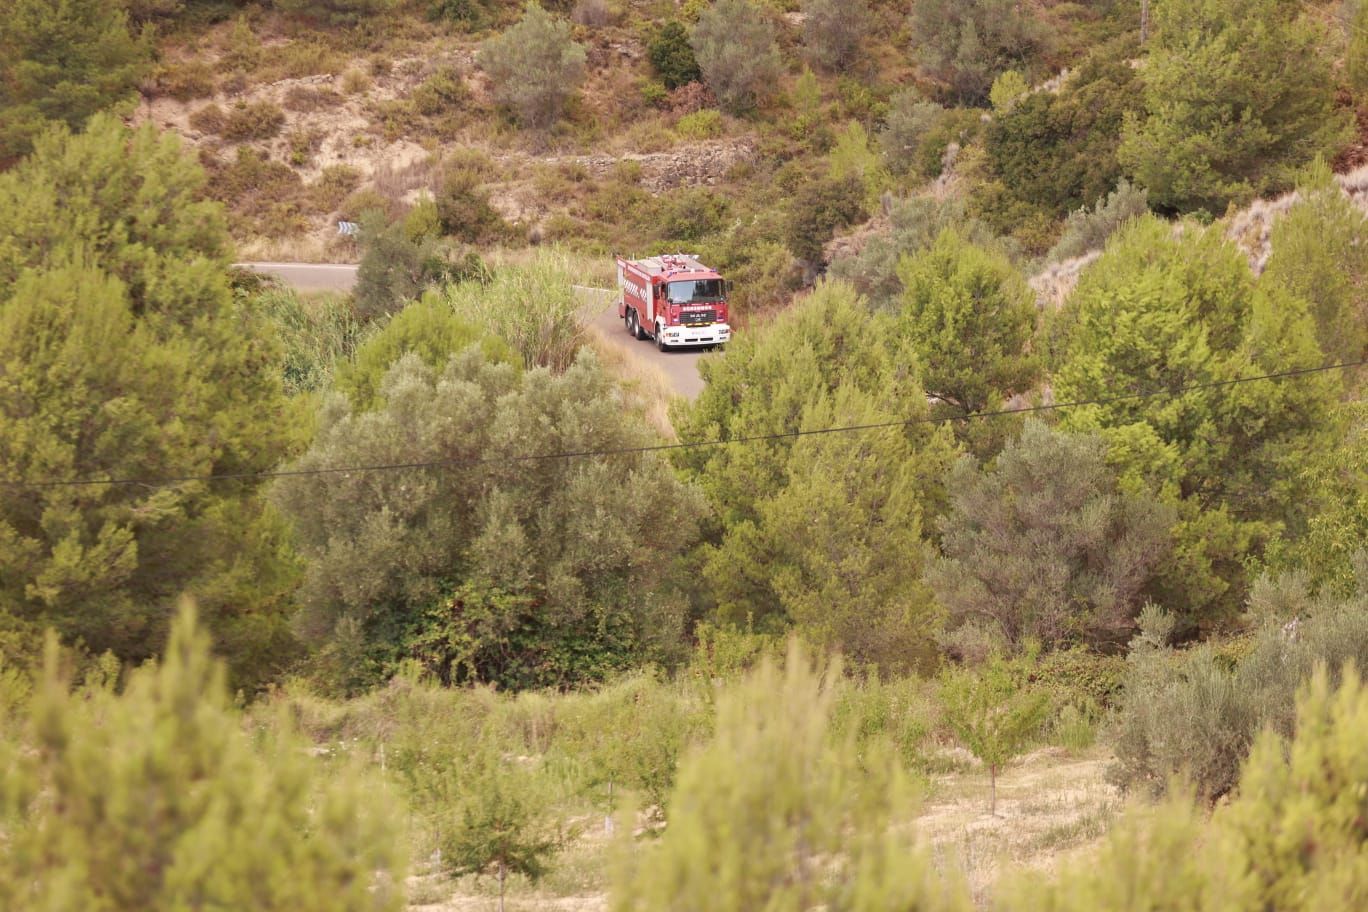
top-left (0, 602), bottom-right (404, 910)
top-left (1119, 0), bottom-right (1350, 213)
top-left (0, 115), bottom-right (298, 689)
top-left (612, 641), bottom-right (970, 911)
top-left (0, 0), bottom-right (151, 164)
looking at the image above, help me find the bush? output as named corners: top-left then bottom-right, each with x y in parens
top-left (1110, 579), bottom-right (1368, 801)
top-left (478, 2), bottom-right (587, 129)
top-left (673, 107), bottom-right (722, 140)
top-left (336, 294), bottom-right (512, 410)
top-left (254, 285), bottom-right (364, 396)
top-left (612, 643), bottom-right (970, 910)
top-left (801, 0), bottom-right (870, 72)
top-left (1046, 178), bottom-right (1149, 262)
top-left (783, 172), bottom-right (866, 265)
top-left (1005, 663), bottom-right (1368, 911)
top-left (910, 0), bottom-right (1044, 104)
top-left (986, 49), bottom-right (1141, 218)
top-left (273, 348), bottom-right (705, 691)
top-left (690, 0), bottom-right (782, 115)
top-left (439, 254), bottom-right (585, 372)
top-left (648, 20), bottom-right (701, 89)
top-left (878, 90), bottom-right (944, 176)
top-left (436, 164), bottom-right (509, 243)
top-left (352, 212), bottom-right (450, 322)
top-left (931, 422), bottom-right (1174, 652)
top-left (0, 605), bottom-right (404, 910)
top-left (220, 100), bottom-right (286, 141)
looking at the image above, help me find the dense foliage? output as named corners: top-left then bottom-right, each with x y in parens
top-left (0, 116), bottom-right (298, 688)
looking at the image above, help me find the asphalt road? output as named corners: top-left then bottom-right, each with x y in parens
top-left (238, 261), bottom-right (709, 400)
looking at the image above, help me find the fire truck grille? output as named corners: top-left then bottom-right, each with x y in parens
top-left (681, 309), bottom-right (716, 326)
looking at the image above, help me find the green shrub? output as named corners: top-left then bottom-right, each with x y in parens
top-left (1047, 178), bottom-right (1149, 262)
top-left (220, 100), bottom-right (286, 141)
top-left (910, 0), bottom-right (1044, 104)
top-left (273, 346), bottom-right (705, 691)
top-left (275, 0), bottom-right (394, 26)
top-left (336, 294), bottom-right (512, 410)
top-left (0, 605), bottom-right (404, 911)
top-left (801, 0), bottom-right (870, 71)
top-left (783, 172), bottom-right (866, 264)
top-left (689, 0), bottom-right (782, 114)
top-left (478, 2), bottom-right (587, 129)
top-left (310, 164), bottom-right (363, 212)
top-left (674, 108), bottom-right (722, 139)
top-left (254, 285), bottom-right (364, 396)
top-left (436, 163), bottom-right (510, 244)
top-left (1110, 580), bottom-right (1368, 801)
top-left (188, 102), bottom-right (227, 134)
top-left (412, 66), bottom-right (469, 116)
top-left (985, 50), bottom-right (1140, 218)
top-left (648, 20), bottom-right (701, 89)
top-left (612, 643), bottom-right (970, 910)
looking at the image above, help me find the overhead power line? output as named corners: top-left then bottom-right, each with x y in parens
top-left (1, 358), bottom-right (1363, 492)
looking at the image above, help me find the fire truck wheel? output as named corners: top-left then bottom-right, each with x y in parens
top-left (656, 323), bottom-right (669, 352)
top-left (632, 311), bottom-right (647, 341)
top-left (624, 310), bottom-right (633, 335)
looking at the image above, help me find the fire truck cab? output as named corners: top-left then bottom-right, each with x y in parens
top-left (615, 254), bottom-right (732, 352)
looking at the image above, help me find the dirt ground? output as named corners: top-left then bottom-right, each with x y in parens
top-left (406, 745), bottom-right (1118, 911)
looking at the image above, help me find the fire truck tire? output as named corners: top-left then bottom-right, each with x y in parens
top-left (631, 310), bottom-right (648, 341)
top-left (624, 309), bottom-right (633, 335)
top-left (656, 322), bottom-right (669, 352)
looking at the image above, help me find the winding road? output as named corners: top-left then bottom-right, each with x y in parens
top-left (236, 261), bottom-right (709, 400)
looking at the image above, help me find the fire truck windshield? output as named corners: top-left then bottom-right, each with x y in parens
top-left (666, 279), bottom-right (725, 303)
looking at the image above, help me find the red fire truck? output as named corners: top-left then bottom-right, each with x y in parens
top-left (615, 254), bottom-right (731, 351)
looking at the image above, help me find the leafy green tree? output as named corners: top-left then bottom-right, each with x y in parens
top-left (940, 652), bottom-right (1049, 814)
top-left (690, 0), bottom-right (783, 114)
top-left (784, 172), bottom-right (866, 265)
top-left (985, 50), bottom-right (1142, 217)
top-left (0, 0), bottom-right (151, 165)
top-left (336, 295), bottom-right (513, 411)
top-left (612, 642), bottom-right (971, 911)
top-left (275, 349), bottom-right (704, 691)
top-left (1349, 0), bottom-right (1368, 93)
top-left (0, 116), bottom-right (298, 689)
top-left (353, 211), bottom-right (444, 321)
top-left (1056, 216), bottom-right (1341, 628)
top-left (910, 0), bottom-right (1043, 104)
top-left (705, 387), bottom-right (955, 674)
top-left (801, 0), bottom-right (870, 72)
top-left (675, 282), bottom-right (956, 670)
top-left (648, 21), bottom-right (701, 89)
top-left (439, 745), bottom-right (561, 912)
top-left (896, 229), bottom-right (1039, 418)
top-left (878, 90), bottom-right (946, 177)
top-left (931, 421), bottom-right (1174, 652)
top-left (478, 2), bottom-right (587, 129)
top-left (0, 603), bottom-right (404, 910)
top-left (828, 194), bottom-right (1001, 309)
top-left (1118, 0), bottom-right (1350, 213)
top-left (1261, 160), bottom-right (1368, 365)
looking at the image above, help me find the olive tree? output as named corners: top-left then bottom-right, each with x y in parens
top-left (690, 0), bottom-right (782, 114)
top-left (478, 2), bottom-right (586, 129)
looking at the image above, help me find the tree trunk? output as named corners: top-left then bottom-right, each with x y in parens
top-left (498, 861), bottom-right (506, 912)
top-left (1140, 0), bottom-right (1150, 44)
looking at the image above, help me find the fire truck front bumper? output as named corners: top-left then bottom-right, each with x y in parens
top-left (660, 323), bottom-right (732, 348)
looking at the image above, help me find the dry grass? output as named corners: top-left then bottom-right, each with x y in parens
top-left (916, 746), bottom-right (1119, 907)
top-left (401, 745), bottom-right (1118, 911)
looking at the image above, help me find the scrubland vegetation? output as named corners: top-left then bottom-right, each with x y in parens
top-left (3, 0), bottom-right (1368, 908)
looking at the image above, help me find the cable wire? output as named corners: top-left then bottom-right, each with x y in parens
top-left (1, 358), bottom-right (1364, 491)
